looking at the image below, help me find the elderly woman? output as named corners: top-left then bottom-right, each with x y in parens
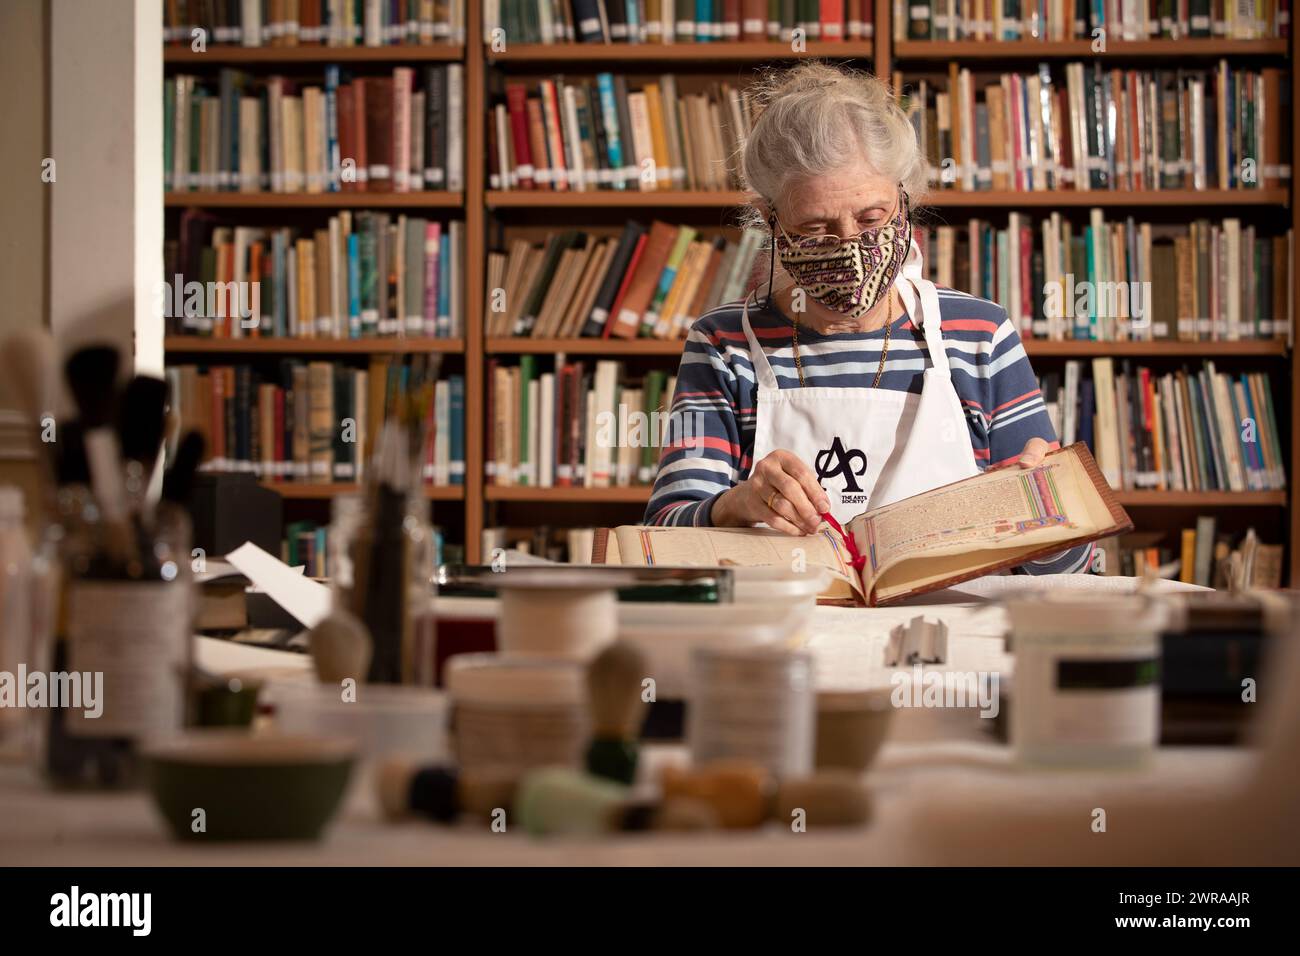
top-left (644, 62), bottom-right (1093, 575)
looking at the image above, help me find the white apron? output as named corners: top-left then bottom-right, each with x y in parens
top-left (741, 240), bottom-right (980, 525)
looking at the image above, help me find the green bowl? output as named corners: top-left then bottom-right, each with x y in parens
top-left (142, 732), bottom-right (356, 842)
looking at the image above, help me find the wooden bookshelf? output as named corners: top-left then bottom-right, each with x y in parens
top-left (165, 191), bottom-right (463, 208)
top-left (486, 189), bottom-right (750, 208)
top-left (894, 39), bottom-right (1290, 61)
top-left (262, 482), bottom-right (465, 500)
top-left (163, 45), bottom-right (464, 64)
top-left (487, 41), bottom-right (876, 64)
top-left (486, 338), bottom-right (686, 355)
top-left (1022, 340), bottom-right (1290, 358)
top-left (485, 486), bottom-right (654, 503)
top-left (920, 189), bottom-right (1291, 208)
top-left (164, 336), bottom-right (465, 354)
top-left (161, 3), bottom-right (1298, 578)
top-left (1116, 491), bottom-right (1289, 507)
top-left (485, 188), bottom-right (1289, 208)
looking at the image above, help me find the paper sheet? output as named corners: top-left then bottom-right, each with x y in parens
top-left (194, 635), bottom-right (312, 678)
top-left (225, 542), bottom-right (332, 629)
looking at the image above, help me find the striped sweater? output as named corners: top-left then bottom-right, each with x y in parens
top-left (643, 287), bottom-right (1095, 576)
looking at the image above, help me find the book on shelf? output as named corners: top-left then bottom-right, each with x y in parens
top-left (166, 209), bottom-right (464, 338)
top-left (480, 525), bottom-right (597, 563)
top-left (487, 357), bottom-right (675, 487)
top-left (489, 73), bottom-right (750, 192)
top-left (485, 221), bottom-right (765, 338)
top-left (483, 0), bottom-right (875, 43)
top-left (165, 357), bottom-right (466, 484)
top-left (165, 64), bottom-right (463, 193)
top-left (914, 213), bottom-right (1293, 341)
top-left (595, 443), bottom-right (1132, 606)
top-left (1039, 358), bottom-right (1286, 494)
top-left (894, 60), bottom-right (1291, 192)
top-left (1094, 523), bottom-right (1282, 587)
top-left (893, 0), bottom-right (1290, 41)
top-left (285, 519), bottom-right (457, 577)
top-left (163, 0), bottom-right (467, 46)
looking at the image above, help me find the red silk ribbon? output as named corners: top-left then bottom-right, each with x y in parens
top-left (820, 511), bottom-right (867, 572)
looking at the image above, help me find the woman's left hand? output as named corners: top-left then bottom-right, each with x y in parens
top-left (1017, 437), bottom-right (1050, 468)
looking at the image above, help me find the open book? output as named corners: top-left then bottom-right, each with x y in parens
top-left (593, 443), bottom-right (1132, 606)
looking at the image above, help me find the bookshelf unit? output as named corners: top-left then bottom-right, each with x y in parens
top-left (161, 1), bottom-right (1298, 582)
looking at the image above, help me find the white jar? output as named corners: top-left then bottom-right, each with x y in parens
top-left (1005, 593), bottom-right (1167, 768)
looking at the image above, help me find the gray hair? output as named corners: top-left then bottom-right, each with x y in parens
top-left (737, 61), bottom-right (927, 231)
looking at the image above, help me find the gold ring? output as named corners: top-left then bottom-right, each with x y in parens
top-left (766, 490), bottom-right (780, 512)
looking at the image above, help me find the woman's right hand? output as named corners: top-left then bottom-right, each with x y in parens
top-left (711, 449), bottom-right (831, 535)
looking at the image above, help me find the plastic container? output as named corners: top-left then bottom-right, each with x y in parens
top-left (268, 679), bottom-right (451, 765)
top-left (687, 645), bottom-right (816, 778)
top-left (618, 600), bottom-right (809, 700)
top-left (1005, 592), bottom-right (1167, 768)
top-left (445, 654), bottom-right (588, 773)
top-left (728, 566), bottom-right (830, 619)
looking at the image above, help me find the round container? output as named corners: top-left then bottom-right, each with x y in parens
top-left (268, 679), bottom-right (450, 765)
top-left (687, 645), bottom-right (815, 778)
top-left (1005, 592), bottom-right (1167, 768)
top-left (142, 731), bottom-right (355, 841)
top-left (619, 601), bottom-right (809, 700)
top-left (497, 586), bottom-right (618, 661)
top-left (814, 687), bottom-right (895, 771)
top-left (729, 566), bottom-right (830, 621)
top-left (445, 654), bottom-right (588, 774)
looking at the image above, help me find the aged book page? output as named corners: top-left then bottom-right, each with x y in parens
top-left (851, 450), bottom-right (1114, 603)
top-left (612, 525), bottom-right (863, 601)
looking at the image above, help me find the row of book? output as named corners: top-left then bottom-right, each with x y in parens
top-left (485, 222), bottom-right (765, 338)
top-left (1096, 524), bottom-right (1281, 588)
top-left (166, 65), bottom-right (464, 193)
top-left (487, 358), bottom-right (675, 486)
top-left (897, 62), bottom-right (1290, 192)
top-left (481, 526), bottom-right (599, 563)
top-left (489, 74), bottom-right (747, 192)
top-left (166, 357), bottom-right (466, 483)
top-left (485, 0), bottom-right (876, 42)
top-left (163, 0), bottom-right (466, 45)
top-left (285, 521), bottom-right (460, 578)
top-left (1040, 358), bottom-right (1285, 493)
top-left (166, 211), bottom-right (465, 338)
top-left (916, 214), bottom-right (1293, 341)
top-left (896, 0), bottom-right (1290, 40)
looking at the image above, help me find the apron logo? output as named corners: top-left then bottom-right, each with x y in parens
top-left (815, 437), bottom-right (868, 493)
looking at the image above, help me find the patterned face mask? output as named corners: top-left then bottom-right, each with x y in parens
top-left (770, 189), bottom-right (911, 321)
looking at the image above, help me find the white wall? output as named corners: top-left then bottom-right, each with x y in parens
top-left (49, 0), bottom-right (163, 377)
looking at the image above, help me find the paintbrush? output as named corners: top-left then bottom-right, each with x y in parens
top-left (64, 345), bottom-right (134, 565)
top-left (585, 640), bottom-right (650, 785)
top-left (117, 375), bottom-right (170, 522)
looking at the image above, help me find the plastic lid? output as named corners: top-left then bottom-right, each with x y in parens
top-left (0, 486), bottom-right (24, 521)
top-left (1004, 592), bottom-right (1168, 639)
top-left (445, 653), bottom-right (586, 705)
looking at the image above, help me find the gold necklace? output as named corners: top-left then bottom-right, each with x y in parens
top-left (793, 292), bottom-right (893, 388)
